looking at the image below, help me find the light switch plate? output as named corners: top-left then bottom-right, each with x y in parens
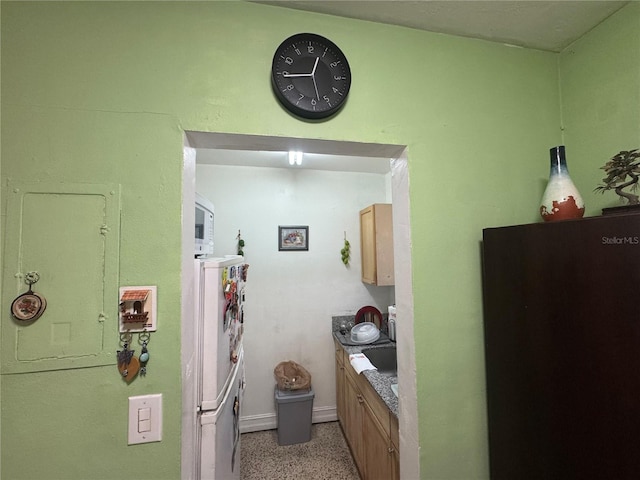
top-left (128, 394), bottom-right (162, 445)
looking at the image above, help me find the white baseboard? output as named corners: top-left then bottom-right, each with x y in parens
top-left (312, 406), bottom-right (338, 424)
top-left (240, 406), bottom-right (337, 434)
top-left (240, 413), bottom-right (275, 433)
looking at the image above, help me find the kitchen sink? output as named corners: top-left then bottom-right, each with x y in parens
top-left (361, 346), bottom-right (397, 375)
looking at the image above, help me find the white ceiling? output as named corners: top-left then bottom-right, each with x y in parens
top-left (198, 1), bottom-right (629, 173)
top-left (190, 131), bottom-right (401, 173)
top-left (196, 149), bottom-right (393, 174)
top-left (258, 1), bottom-right (629, 52)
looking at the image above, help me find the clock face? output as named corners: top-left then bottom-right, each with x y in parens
top-left (271, 33), bottom-right (351, 120)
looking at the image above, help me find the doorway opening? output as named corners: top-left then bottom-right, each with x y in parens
top-left (180, 131), bottom-right (418, 479)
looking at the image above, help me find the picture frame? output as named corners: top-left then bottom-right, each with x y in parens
top-left (278, 226), bottom-right (309, 251)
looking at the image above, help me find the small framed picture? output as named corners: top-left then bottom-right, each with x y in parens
top-left (278, 226), bottom-right (309, 251)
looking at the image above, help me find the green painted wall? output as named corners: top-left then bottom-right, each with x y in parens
top-left (559, 2), bottom-right (640, 215)
top-left (1, 1), bottom-right (636, 479)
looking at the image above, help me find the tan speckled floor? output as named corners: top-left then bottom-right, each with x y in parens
top-left (240, 421), bottom-right (360, 480)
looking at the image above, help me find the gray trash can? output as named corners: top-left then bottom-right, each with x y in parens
top-left (274, 386), bottom-right (315, 445)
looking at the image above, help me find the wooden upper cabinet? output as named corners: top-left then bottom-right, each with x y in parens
top-left (359, 204), bottom-right (394, 286)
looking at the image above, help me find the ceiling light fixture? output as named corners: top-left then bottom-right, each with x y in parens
top-left (288, 150), bottom-right (303, 166)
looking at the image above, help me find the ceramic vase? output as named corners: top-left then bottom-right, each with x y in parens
top-left (540, 146), bottom-right (585, 222)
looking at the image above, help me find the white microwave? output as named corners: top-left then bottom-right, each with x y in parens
top-left (195, 193), bottom-right (215, 257)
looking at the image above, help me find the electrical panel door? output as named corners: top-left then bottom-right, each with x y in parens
top-left (2, 182), bottom-right (120, 373)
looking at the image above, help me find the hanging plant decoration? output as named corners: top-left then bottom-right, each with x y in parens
top-left (341, 232), bottom-right (351, 266)
top-left (237, 230), bottom-right (245, 256)
top-left (594, 149), bottom-right (640, 205)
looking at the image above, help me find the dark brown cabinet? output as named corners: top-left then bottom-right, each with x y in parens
top-left (482, 214), bottom-right (640, 480)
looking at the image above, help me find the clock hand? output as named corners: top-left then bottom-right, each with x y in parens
top-left (311, 57), bottom-right (320, 100)
top-left (282, 72), bottom-right (313, 78)
top-left (284, 58), bottom-right (319, 78)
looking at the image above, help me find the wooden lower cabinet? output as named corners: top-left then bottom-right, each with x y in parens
top-left (345, 371), bottom-right (365, 472)
top-left (335, 339), bottom-right (399, 479)
top-left (362, 398), bottom-right (394, 480)
top-left (390, 414), bottom-right (400, 480)
top-left (389, 415), bottom-right (400, 480)
top-left (335, 342), bottom-right (346, 426)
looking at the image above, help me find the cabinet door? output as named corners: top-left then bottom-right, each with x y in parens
top-left (335, 342), bottom-right (346, 427)
top-left (390, 413), bottom-right (400, 479)
top-left (362, 399), bottom-right (394, 480)
top-left (359, 204), bottom-right (394, 286)
top-left (360, 205), bottom-right (377, 284)
top-left (344, 371), bottom-right (365, 474)
top-left (483, 216), bottom-right (640, 478)
top-left (390, 448), bottom-right (400, 480)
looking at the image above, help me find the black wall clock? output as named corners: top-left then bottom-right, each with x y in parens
top-left (271, 33), bottom-right (351, 120)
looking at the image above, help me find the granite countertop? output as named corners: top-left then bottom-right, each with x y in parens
top-left (332, 316), bottom-right (398, 418)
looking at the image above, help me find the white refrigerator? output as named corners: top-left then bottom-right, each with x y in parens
top-left (192, 255), bottom-right (247, 480)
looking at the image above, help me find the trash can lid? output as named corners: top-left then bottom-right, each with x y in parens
top-left (274, 386), bottom-right (314, 403)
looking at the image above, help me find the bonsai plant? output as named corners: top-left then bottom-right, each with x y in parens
top-left (594, 149), bottom-right (640, 205)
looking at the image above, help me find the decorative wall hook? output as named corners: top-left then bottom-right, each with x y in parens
top-left (10, 271), bottom-right (47, 323)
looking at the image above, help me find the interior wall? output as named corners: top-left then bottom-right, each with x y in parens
top-left (196, 163), bottom-right (393, 428)
top-left (1, 2), bottom-right (569, 479)
top-left (558, 2), bottom-right (640, 215)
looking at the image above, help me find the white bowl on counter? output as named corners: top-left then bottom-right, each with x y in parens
top-left (350, 322), bottom-right (380, 344)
